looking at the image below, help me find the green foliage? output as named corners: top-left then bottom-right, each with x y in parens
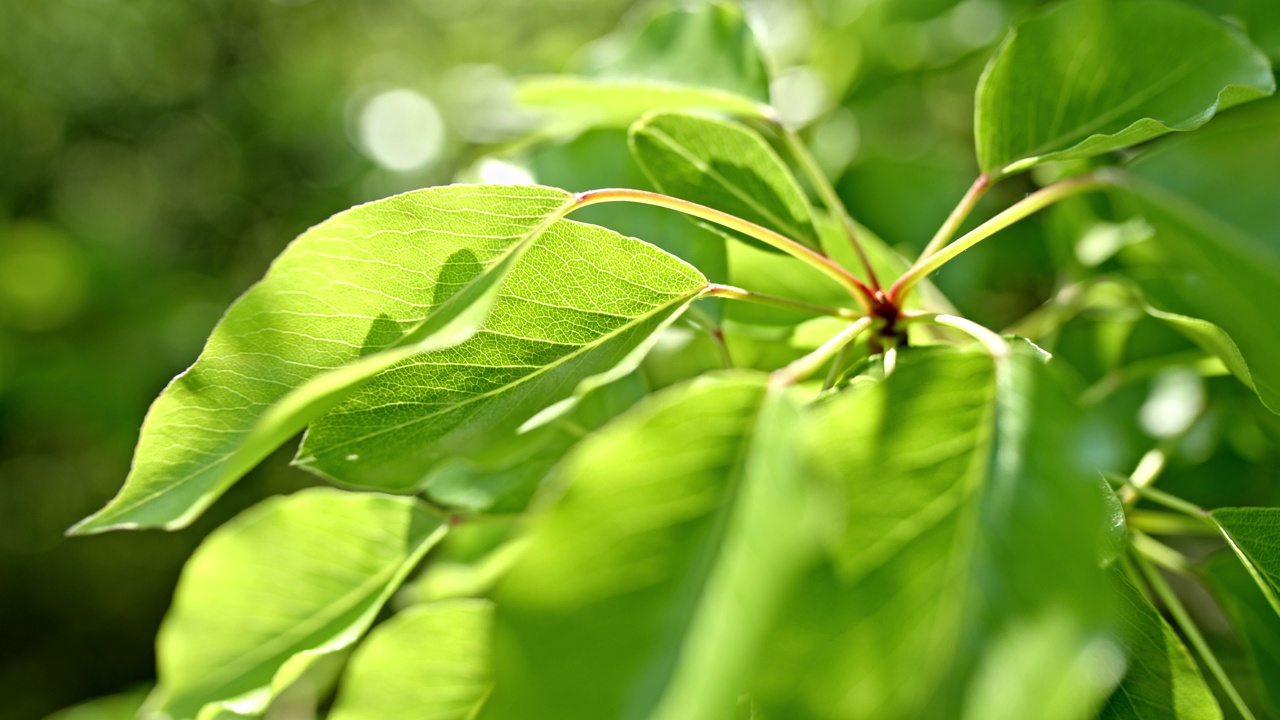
top-left (147, 488), bottom-right (447, 719)
top-left (49, 0), bottom-right (1280, 719)
top-left (976, 0), bottom-right (1274, 176)
top-left (1101, 571), bottom-right (1220, 719)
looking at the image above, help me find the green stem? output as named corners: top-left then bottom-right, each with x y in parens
top-left (1131, 551), bottom-right (1258, 720)
top-left (1129, 509), bottom-right (1219, 537)
top-left (902, 312), bottom-right (1010, 360)
top-left (917, 174), bottom-right (991, 262)
top-left (822, 341), bottom-right (853, 391)
top-left (778, 126), bottom-right (882, 290)
top-left (1132, 483), bottom-right (1211, 522)
top-left (773, 316), bottom-right (873, 386)
top-left (684, 304), bottom-right (732, 369)
top-left (1131, 529), bottom-right (1193, 574)
top-left (890, 174), bottom-right (1104, 302)
top-left (575, 188), bottom-right (873, 310)
top-left (704, 283), bottom-right (860, 318)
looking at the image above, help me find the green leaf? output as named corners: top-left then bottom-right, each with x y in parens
top-left (146, 488), bottom-right (446, 720)
top-left (295, 217), bottom-right (707, 492)
top-left (1099, 570), bottom-right (1221, 719)
top-left (517, 2), bottom-right (772, 130)
top-left (1145, 306), bottom-right (1260, 400)
top-left (485, 374), bottom-right (817, 720)
top-left (1120, 98), bottom-right (1280, 414)
top-left (43, 689), bottom-right (149, 720)
top-left (1203, 552), bottom-right (1280, 718)
top-left (753, 346), bottom-right (1115, 720)
top-left (328, 600), bottom-right (493, 720)
top-left (630, 111), bottom-right (821, 251)
top-left (419, 371), bottom-right (648, 514)
top-left (1209, 508), bottom-right (1280, 618)
top-left (976, 0), bottom-right (1274, 177)
top-left (69, 185), bottom-right (583, 534)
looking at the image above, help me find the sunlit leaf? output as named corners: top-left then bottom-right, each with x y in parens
top-left (1121, 98), bottom-right (1280, 413)
top-left (518, 77), bottom-right (769, 129)
top-left (43, 689), bottom-right (149, 720)
top-left (753, 346), bottom-right (1115, 720)
top-left (145, 488), bottom-right (446, 720)
top-left (70, 185), bottom-right (580, 534)
top-left (328, 600), bottom-right (492, 720)
top-left (485, 374), bottom-right (817, 720)
top-left (630, 110), bottom-right (820, 251)
top-left (295, 219), bottom-right (707, 491)
top-left (976, 0), bottom-right (1274, 177)
top-left (1099, 570), bottom-right (1220, 719)
top-left (1203, 552), bottom-right (1280, 717)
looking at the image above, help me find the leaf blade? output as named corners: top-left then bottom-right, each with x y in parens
top-left (147, 488), bottom-right (447, 720)
top-left (976, 0), bottom-right (1274, 176)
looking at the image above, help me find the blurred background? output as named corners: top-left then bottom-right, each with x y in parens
top-left (2, 0), bottom-right (1277, 717)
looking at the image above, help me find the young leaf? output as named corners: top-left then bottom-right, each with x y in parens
top-left (294, 218), bottom-right (707, 492)
top-left (69, 185), bottom-right (581, 535)
top-left (1120, 98), bottom-right (1280, 413)
top-left (753, 346), bottom-right (1115, 720)
top-left (1146, 306), bottom-right (1260, 400)
top-left (328, 600), bottom-right (493, 720)
top-left (1203, 553), bottom-right (1280, 717)
top-left (976, 0), bottom-right (1274, 177)
top-left (630, 111), bottom-right (821, 251)
top-left (1099, 570), bottom-right (1221, 720)
top-left (518, 2), bottom-right (772, 130)
top-left (1208, 508), bottom-right (1280, 617)
top-left (484, 374), bottom-right (817, 720)
top-left (146, 488), bottom-right (446, 720)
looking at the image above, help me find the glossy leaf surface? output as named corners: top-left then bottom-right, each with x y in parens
top-left (976, 0), bottom-right (1273, 176)
top-left (328, 600), bottom-right (492, 720)
top-left (630, 111), bottom-right (820, 250)
top-left (149, 488), bottom-right (446, 720)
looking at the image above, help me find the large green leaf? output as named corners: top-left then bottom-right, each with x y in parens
top-left (1100, 570), bottom-right (1220, 719)
top-left (328, 600), bottom-right (493, 720)
top-left (145, 488), bottom-right (446, 720)
top-left (753, 346), bottom-right (1115, 720)
top-left (484, 374), bottom-right (817, 720)
top-left (43, 689), bottom-right (149, 720)
top-left (630, 111), bottom-right (821, 251)
top-left (517, 2), bottom-right (771, 130)
top-left (69, 185), bottom-right (583, 534)
top-left (295, 217), bottom-right (707, 491)
top-left (976, 0), bottom-right (1274, 177)
top-left (1209, 508), bottom-right (1280, 617)
top-left (1203, 552), bottom-right (1280, 717)
top-left (1120, 98), bottom-right (1280, 413)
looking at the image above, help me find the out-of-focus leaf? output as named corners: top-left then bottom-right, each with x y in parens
top-left (70, 185), bottom-right (580, 534)
top-left (517, 2), bottom-right (771, 130)
top-left (976, 0), bottom-right (1274, 177)
top-left (42, 689), bottom-right (149, 720)
top-left (1121, 98), bottom-right (1280, 413)
top-left (630, 111), bottom-right (820, 250)
top-left (518, 77), bottom-right (769, 129)
top-left (1099, 570), bottom-right (1221, 719)
top-left (328, 600), bottom-right (492, 720)
top-left (145, 488), bottom-right (446, 720)
top-left (485, 374), bottom-right (817, 720)
top-left (1209, 508), bottom-right (1280, 616)
top-left (419, 372), bottom-right (648, 514)
top-left (296, 218), bottom-right (706, 491)
top-left (1203, 552), bottom-right (1280, 717)
top-left (753, 346), bottom-right (1115, 720)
